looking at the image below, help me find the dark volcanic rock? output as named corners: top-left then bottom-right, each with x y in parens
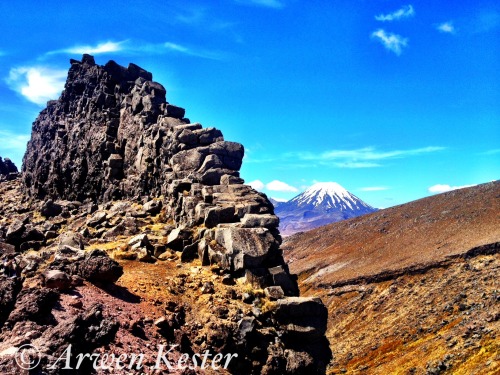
top-left (0, 157), bottom-right (18, 181)
top-left (41, 199), bottom-right (63, 217)
top-left (18, 55), bottom-right (330, 374)
top-left (38, 303), bottom-right (119, 374)
top-left (5, 287), bottom-right (59, 328)
top-left (0, 276), bottom-right (23, 329)
top-left (51, 248), bottom-right (123, 283)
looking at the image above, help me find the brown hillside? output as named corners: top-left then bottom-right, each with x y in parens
top-left (283, 181), bottom-right (500, 374)
top-left (283, 181), bottom-right (500, 288)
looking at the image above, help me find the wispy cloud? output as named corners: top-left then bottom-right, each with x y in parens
top-left (248, 146), bottom-right (445, 169)
top-left (375, 5), bottom-right (415, 22)
top-left (47, 41), bottom-right (126, 56)
top-left (248, 179), bottom-right (265, 191)
top-left (7, 66), bottom-right (67, 105)
top-left (371, 29), bottom-right (408, 55)
top-left (0, 130), bottom-right (30, 153)
top-left (45, 40), bottom-right (228, 61)
top-left (292, 146), bottom-right (444, 168)
top-left (481, 149), bottom-right (500, 155)
top-left (235, 0), bottom-right (285, 9)
top-left (428, 183), bottom-right (476, 194)
top-left (175, 7), bottom-right (206, 24)
top-left (266, 180), bottom-right (298, 192)
top-left (358, 186), bottom-right (390, 192)
top-left (162, 42), bottom-right (227, 60)
top-left (437, 21), bottom-right (456, 34)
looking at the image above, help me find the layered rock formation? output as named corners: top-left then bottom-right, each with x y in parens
top-left (7, 55), bottom-right (331, 373)
top-left (22, 54), bottom-right (293, 288)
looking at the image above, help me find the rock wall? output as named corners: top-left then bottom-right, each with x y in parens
top-left (22, 55), bottom-right (296, 290)
top-left (15, 55), bottom-right (332, 373)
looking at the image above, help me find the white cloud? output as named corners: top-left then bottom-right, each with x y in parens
top-left (46, 40), bottom-right (227, 61)
top-left (375, 5), bottom-right (415, 22)
top-left (47, 41), bottom-right (126, 56)
top-left (248, 179), bottom-right (265, 191)
top-left (235, 0), bottom-right (284, 8)
top-left (359, 186), bottom-right (390, 192)
top-left (249, 146), bottom-right (445, 169)
top-left (293, 146), bottom-right (444, 168)
top-left (482, 149), bottom-right (500, 155)
top-left (266, 180), bottom-right (298, 192)
top-left (333, 162), bottom-right (381, 168)
top-left (428, 183), bottom-right (476, 194)
top-left (7, 66), bottom-right (67, 105)
top-left (437, 22), bottom-right (456, 34)
top-left (271, 197), bottom-right (288, 202)
top-left (371, 29), bottom-right (408, 55)
top-left (162, 42), bottom-right (227, 60)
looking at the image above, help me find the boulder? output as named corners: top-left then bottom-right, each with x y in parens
top-left (6, 220), bottom-right (25, 245)
top-left (166, 228), bottom-right (191, 251)
top-left (58, 231), bottom-right (85, 250)
top-left (274, 297), bottom-right (328, 340)
top-left (0, 276), bottom-right (23, 328)
top-left (241, 214), bottom-right (279, 229)
top-left (0, 157), bottom-right (18, 177)
top-left (165, 104), bottom-right (185, 119)
top-left (236, 316), bottom-right (255, 345)
top-left (40, 200), bottom-right (63, 218)
top-left (52, 249), bottom-right (123, 284)
top-left (42, 269), bottom-right (72, 290)
top-left (5, 287), bottom-right (59, 327)
top-left (86, 211), bottom-right (107, 227)
top-left (214, 227), bottom-right (279, 272)
top-left (265, 286), bottom-right (285, 300)
top-left (269, 265), bottom-right (299, 296)
top-left (142, 200), bottom-right (162, 215)
top-left (128, 233), bottom-right (150, 248)
top-left (0, 241), bottom-right (15, 255)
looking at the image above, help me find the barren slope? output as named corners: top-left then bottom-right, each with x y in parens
top-left (283, 181), bottom-right (500, 374)
top-left (283, 181), bottom-right (500, 288)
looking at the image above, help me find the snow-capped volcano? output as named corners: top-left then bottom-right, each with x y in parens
top-left (289, 182), bottom-right (375, 212)
top-left (274, 182), bottom-right (377, 236)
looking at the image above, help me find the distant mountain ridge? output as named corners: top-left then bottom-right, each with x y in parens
top-left (274, 182), bottom-right (377, 236)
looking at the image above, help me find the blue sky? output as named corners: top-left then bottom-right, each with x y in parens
top-left (0, 0), bottom-right (498, 208)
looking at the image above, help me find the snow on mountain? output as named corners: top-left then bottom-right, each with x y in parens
top-left (289, 182), bottom-right (376, 212)
top-left (275, 182), bottom-right (378, 236)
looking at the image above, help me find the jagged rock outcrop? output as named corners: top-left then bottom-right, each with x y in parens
top-left (17, 55), bottom-right (330, 373)
top-left (22, 54), bottom-right (295, 291)
top-left (0, 157), bottom-right (18, 181)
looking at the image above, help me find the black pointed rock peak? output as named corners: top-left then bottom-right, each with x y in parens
top-left (21, 53), bottom-right (291, 284)
top-left (14, 55), bottom-right (331, 373)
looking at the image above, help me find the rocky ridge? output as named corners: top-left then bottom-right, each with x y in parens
top-left (22, 54), bottom-right (292, 287)
top-left (0, 55), bottom-right (331, 374)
